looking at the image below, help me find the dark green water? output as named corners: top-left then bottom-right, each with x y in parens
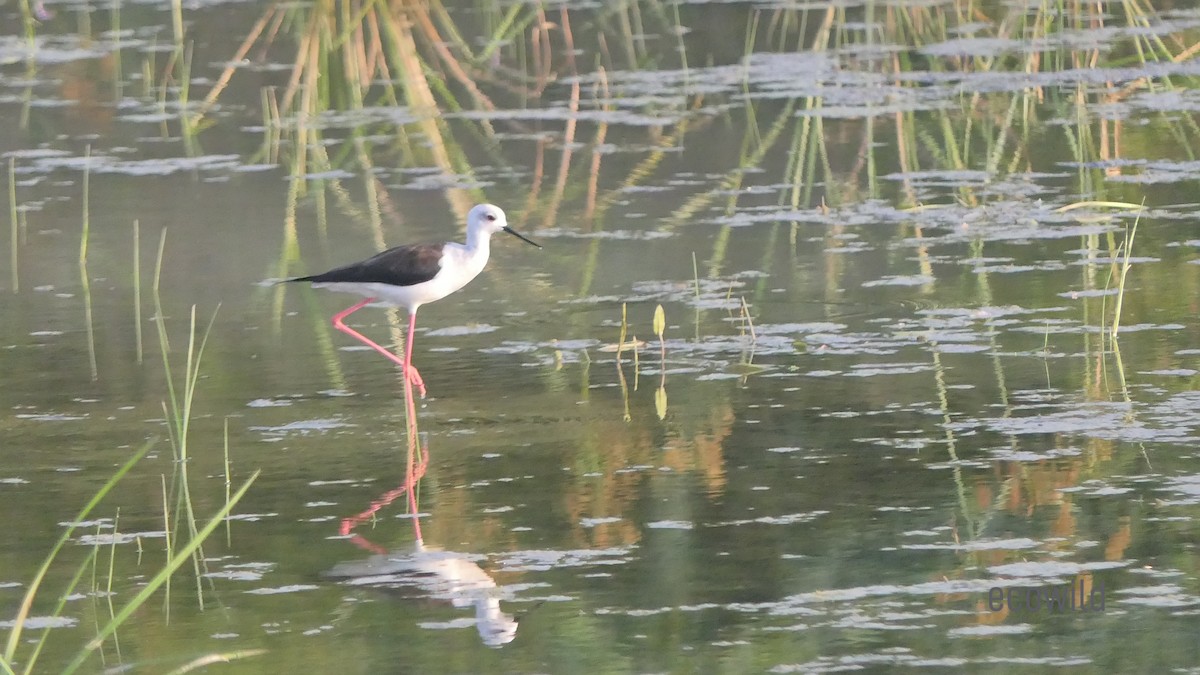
top-left (3, 0), bottom-right (1200, 672)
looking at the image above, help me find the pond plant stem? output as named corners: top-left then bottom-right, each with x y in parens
top-left (103, 510), bottom-right (123, 664)
top-left (8, 158), bottom-right (16, 293)
top-left (654, 304), bottom-right (667, 419)
top-left (224, 417), bottom-right (232, 546)
top-left (160, 474), bottom-right (172, 621)
top-left (1110, 212), bottom-right (1140, 339)
top-left (617, 303), bottom-right (631, 422)
top-left (133, 220), bottom-right (143, 364)
top-left (80, 146), bottom-right (98, 380)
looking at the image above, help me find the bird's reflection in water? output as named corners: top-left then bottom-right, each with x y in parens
top-left (326, 404), bottom-right (518, 647)
top-left (325, 540), bottom-right (519, 647)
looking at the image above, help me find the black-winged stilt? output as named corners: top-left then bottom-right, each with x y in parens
top-left (288, 203), bottom-right (541, 397)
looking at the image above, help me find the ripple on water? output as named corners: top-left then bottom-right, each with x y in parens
top-left (1161, 474), bottom-right (1200, 505)
top-left (1115, 585), bottom-right (1200, 608)
top-left (948, 624), bottom-right (1033, 637)
top-left (250, 418), bottom-right (355, 436)
top-left (862, 275), bottom-right (936, 287)
top-left (247, 398), bottom-right (294, 408)
top-left (987, 560), bottom-right (1127, 579)
top-left (244, 584), bottom-right (320, 595)
top-left (0, 616), bottom-right (77, 630)
top-left (645, 520), bottom-right (694, 530)
top-left (580, 517), bottom-right (622, 528)
top-left (424, 324), bottom-right (499, 337)
top-left (901, 537), bottom-right (1042, 552)
top-left (496, 547), bottom-right (634, 572)
top-left (15, 412), bottom-right (88, 422)
top-left (987, 446), bottom-right (1082, 461)
top-left (204, 563), bottom-right (274, 582)
top-left (711, 511), bottom-right (828, 527)
top-left (24, 152), bottom-right (241, 176)
top-left (77, 530), bottom-right (166, 546)
top-left (770, 653), bottom-right (973, 672)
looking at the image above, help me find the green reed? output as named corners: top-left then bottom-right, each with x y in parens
top-left (140, 52), bottom-right (154, 100)
top-left (8, 157), bottom-right (16, 293)
top-left (159, 474), bottom-right (172, 617)
top-left (16, 0), bottom-right (36, 46)
top-left (223, 417), bottom-right (232, 546)
top-left (80, 147), bottom-right (98, 380)
top-left (616, 303), bottom-right (631, 421)
top-left (1054, 201), bottom-right (1145, 344)
top-left (632, 327), bottom-right (640, 391)
top-left (691, 251), bottom-right (702, 341)
top-left (97, 509), bottom-right (123, 664)
top-left (653, 304), bottom-right (667, 419)
top-left (739, 296), bottom-right (757, 344)
top-left (170, 0), bottom-right (184, 54)
top-left (2, 442), bottom-right (150, 670)
top-left (178, 42), bottom-right (198, 157)
top-left (61, 471), bottom-right (259, 675)
top-left (110, 0), bottom-right (123, 100)
top-left (4, 441), bottom-right (259, 674)
top-left (133, 220), bottom-right (143, 364)
top-left (1110, 211), bottom-right (1141, 339)
top-left (151, 231), bottom-right (221, 610)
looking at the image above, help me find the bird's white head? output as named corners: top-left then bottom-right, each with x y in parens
top-left (468, 203), bottom-right (509, 235)
top-left (466, 203), bottom-right (541, 249)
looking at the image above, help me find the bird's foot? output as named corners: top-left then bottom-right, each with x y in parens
top-left (404, 364), bottom-right (427, 398)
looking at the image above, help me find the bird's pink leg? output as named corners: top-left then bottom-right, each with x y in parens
top-left (331, 298), bottom-right (405, 368)
top-left (403, 310), bottom-right (426, 395)
top-left (332, 299), bottom-right (426, 397)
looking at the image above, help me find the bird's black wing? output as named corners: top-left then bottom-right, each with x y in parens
top-left (290, 243), bottom-right (445, 287)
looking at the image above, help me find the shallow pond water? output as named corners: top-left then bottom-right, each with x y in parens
top-left (4, 0), bottom-right (1200, 672)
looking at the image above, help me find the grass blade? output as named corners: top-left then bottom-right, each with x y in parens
top-left (3, 441), bottom-right (153, 663)
top-left (21, 538), bottom-right (101, 675)
top-left (1110, 213), bottom-right (1141, 339)
top-left (62, 470), bottom-right (261, 675)
top-left (8, 157), bottom-right (16, 293)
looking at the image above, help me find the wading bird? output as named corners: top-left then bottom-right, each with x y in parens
top-left (288, 204), bottom-right (541, 397)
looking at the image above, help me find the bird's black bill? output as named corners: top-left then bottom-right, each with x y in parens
top-left (503, 226), bottom-right (542, 248)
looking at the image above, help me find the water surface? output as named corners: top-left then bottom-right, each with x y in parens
top-left (3, 0), bottom-right (1200, 672)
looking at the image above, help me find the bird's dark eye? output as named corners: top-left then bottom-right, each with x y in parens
top-left (486, 214), bottom-right (496, 221)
